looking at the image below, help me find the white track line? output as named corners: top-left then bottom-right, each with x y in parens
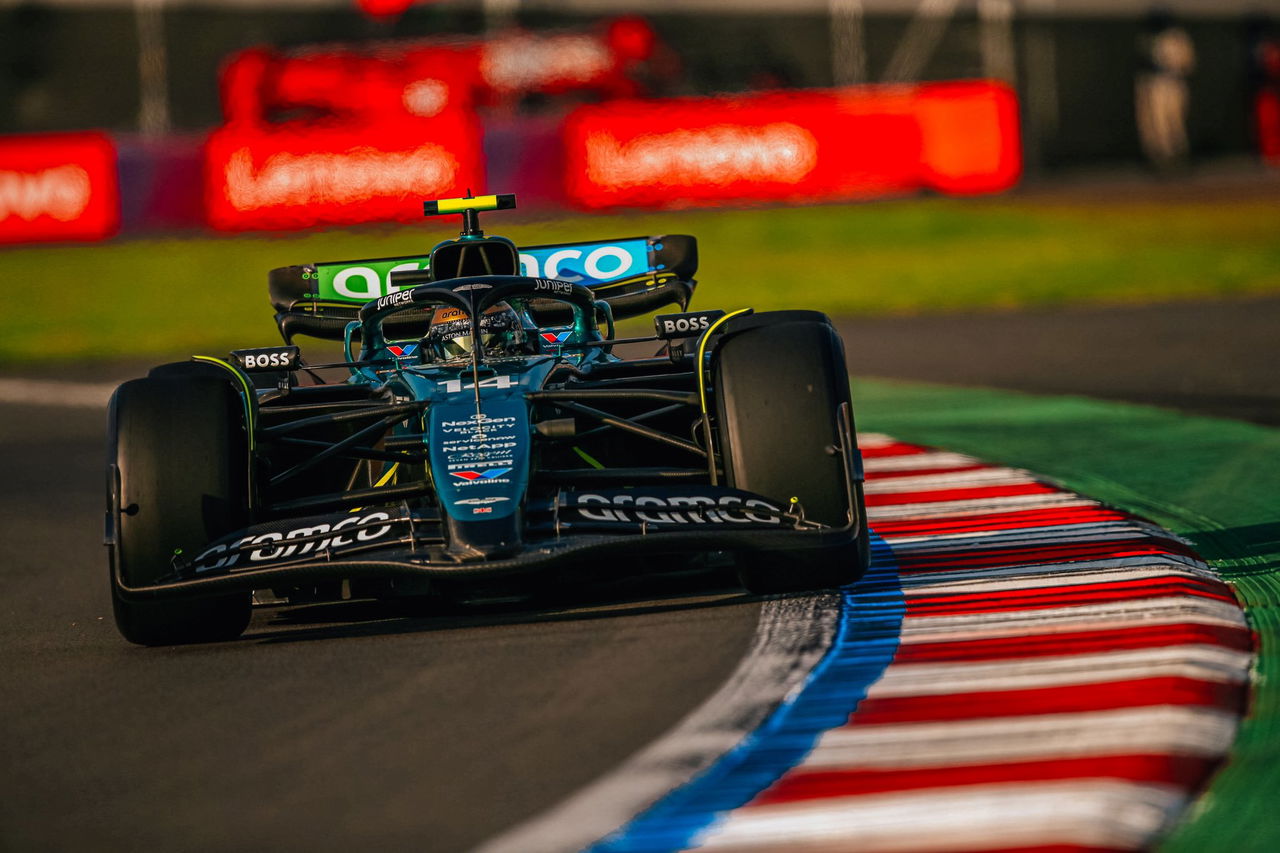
top-left (691, 780), bottom-right (1187, 853)
top-left (864, 644), bottom-right (1250, 698)
top-left (804, 705), bottom-right (1239, 769)
top-left (867, 493), bottom-right (1097, 519)
top-left (863, 468), bottom-right (1039, 492)
top-left (888, 528), bottom-right (1165, 554)
top-left (901, 558), bottom-right (1218, 591)
top-left (863, 451), bottom-right (982, 473)
top-left (897, 554), bottom-right (1221, 588)
top-left (896, 596), bottom-right (1248, 642)
top-left (882, 520), bottom-right (1145, 546)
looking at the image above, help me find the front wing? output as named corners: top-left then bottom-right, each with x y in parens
top-left (113, 488), bottom-right (864, 601)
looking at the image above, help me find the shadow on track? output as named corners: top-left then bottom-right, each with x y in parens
top-left (249, 566), bottom-right (755, 646)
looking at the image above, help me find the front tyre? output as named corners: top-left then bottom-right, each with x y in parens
top-left (106, 376), bottom-right (252, 645)
top-left (712, 312), bottom-right (870, 594)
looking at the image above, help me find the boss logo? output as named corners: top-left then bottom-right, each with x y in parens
top-left (662, 316), bottom-right (709, 335)
top-left (232, 346), bottom-right (300, 371)
top-left (654, 311), bottom-right (726, 339)
top-left (241, 352), bottom-right (289, 369)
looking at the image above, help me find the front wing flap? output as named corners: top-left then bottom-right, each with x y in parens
top-left (114, 486), bottom-right (859, 601)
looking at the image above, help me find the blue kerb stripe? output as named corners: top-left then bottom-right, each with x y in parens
top-left (587, 533), bottom-right (905, 853)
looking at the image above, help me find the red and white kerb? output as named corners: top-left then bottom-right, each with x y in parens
top-left (692, 435), bottom-right (1252, 853)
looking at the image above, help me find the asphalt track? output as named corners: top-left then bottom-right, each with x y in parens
top-left (1, 295), bottom-right (1272, 852)
top-left (836, 294), bottom-right (1280, 427)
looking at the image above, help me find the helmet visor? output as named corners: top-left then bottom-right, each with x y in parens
top-left (427, 303), bottom-right (518, 359)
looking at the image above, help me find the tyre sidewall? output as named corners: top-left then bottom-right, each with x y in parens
top-left (711, 315), bottom-right (866, 593)
top-left (107, 375), bottom-right (251, 644)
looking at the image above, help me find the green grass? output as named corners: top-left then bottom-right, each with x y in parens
top-left (3, 196), bottom-right (1279, 363)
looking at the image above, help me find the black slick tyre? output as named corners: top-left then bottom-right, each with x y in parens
top-left (106, 375), bottom-right (252, 645)
top-left (712, 313), bottom-right (869, 594)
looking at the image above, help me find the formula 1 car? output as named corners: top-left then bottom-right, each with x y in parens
top-left (106, 194), bottom-right (869, 645)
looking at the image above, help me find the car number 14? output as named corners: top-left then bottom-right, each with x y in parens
top-left (440, 376), bottom-right (514, 393)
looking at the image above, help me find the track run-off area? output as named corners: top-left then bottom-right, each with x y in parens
top-left (3, 297), bottom-right (1279, 851)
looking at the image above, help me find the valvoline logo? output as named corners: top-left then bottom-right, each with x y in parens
top-left (540, 330), bottom-right (572, 344)
top-left (387, 343), bottom-right (419, 358)
top-left (451, 468), bottom-right (512, 481)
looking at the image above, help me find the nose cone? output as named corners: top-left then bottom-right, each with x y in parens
top-left (428, 396), bottom-right (530, 559)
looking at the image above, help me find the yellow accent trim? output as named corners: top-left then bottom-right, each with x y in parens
top-left (572, 447), bottom-right (605, 470)
top-left (192, 356), bottom-right (256, 450)
top-left (589, 272), bottom-right (677, 292)
top-left (436, 195), bottom-right (499, 213)
top-left (696, 309), bottom-right (752, 418)
top-left (303, 300), bottom-right (364, 311)
top-left (351, 463), bottom-right (400, 512)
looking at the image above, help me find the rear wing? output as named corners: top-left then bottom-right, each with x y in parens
top-left (269, 235), bottom-right (698, 342)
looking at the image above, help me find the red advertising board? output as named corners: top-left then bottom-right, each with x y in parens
top-left (562, 81), bottom-right (1021, 209)
top-left (915, 81), bottom-right (1023, 195)
top-left (206, 20), bottom-right (658, 230)
top-left (205, 109), bottom-right (485, 231)
top-left (218, 17), bottom-right (659, 125)
top-left (0, 132), bottom-right (119, 243)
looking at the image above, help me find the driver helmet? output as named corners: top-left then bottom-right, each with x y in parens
top-left (425, 302), bottom-right (524, 358)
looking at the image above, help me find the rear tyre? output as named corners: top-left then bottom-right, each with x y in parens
top-left (107, 376), bottom-right (253, 645)
top-left (712, 313), bottom-right (870, 595)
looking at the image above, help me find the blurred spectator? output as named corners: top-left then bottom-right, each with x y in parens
top-left (1135, 8), bottom-right (1196, 171)
top-left (1246, 15), bottom-right (1280, 165)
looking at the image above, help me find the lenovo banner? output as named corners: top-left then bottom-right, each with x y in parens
top-left (563, 81), bottom-right (1021, 209)
top-left (205, 111), bottom-right (484, 231)
top-left (0, 132), bottom-right (119, 243)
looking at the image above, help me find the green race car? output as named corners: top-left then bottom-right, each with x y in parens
top-left (105, 194), bottom-right (870, 645)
